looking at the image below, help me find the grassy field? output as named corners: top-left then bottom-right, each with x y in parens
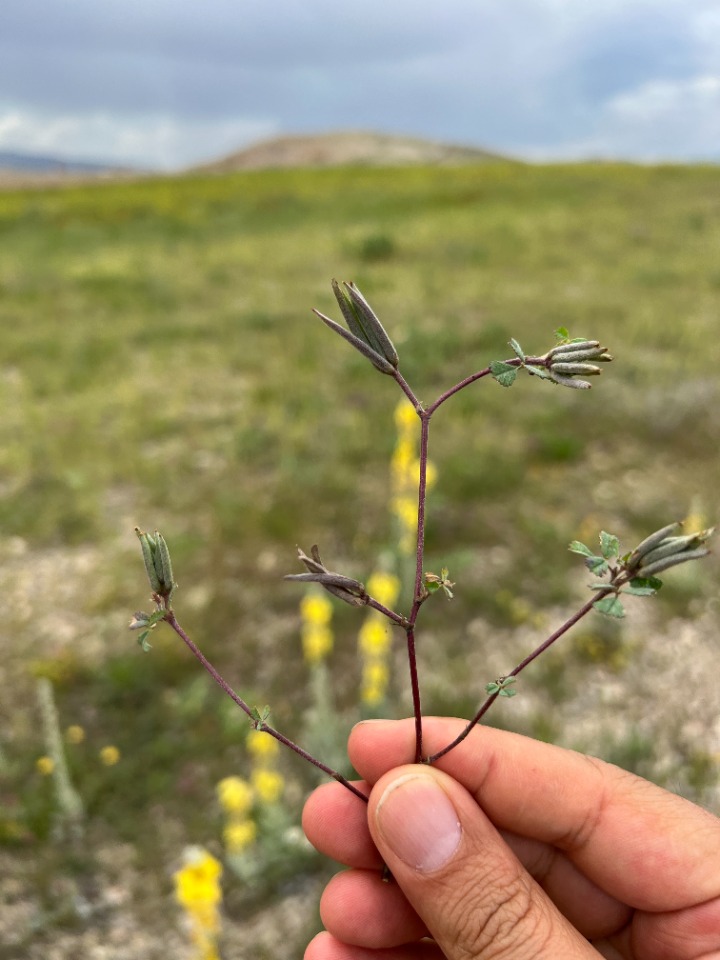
top-left (1, 161), bottom-right (719, 956)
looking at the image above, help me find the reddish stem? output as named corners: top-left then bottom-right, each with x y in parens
top-left (164, 611), bottom-right (368, 803)
top-left (426, 591), bottom-right (611, 763)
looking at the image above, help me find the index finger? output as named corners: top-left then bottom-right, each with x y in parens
top-left (348, 718), bottom-right (720, 912)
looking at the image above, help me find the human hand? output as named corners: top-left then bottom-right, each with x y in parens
top-left (302, 718), bottom-right (720, 959)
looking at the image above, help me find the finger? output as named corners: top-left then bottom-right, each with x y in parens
top-left (368, 765), bottom-right (598, 960)
top-left (305, 931), bottom-right (443, 960)
top-left (304, 778), bottom-right (629, 939)
top-left (350, 718), bottom-right (720, 912)
top-left (303, 781), bottom-right (383, 869)
top-left (631, 892), bottom-right (720, 960)
top-left (508, 832), bottom-right (630, 939)
top-left (319, 869), bottom-right (428, 947)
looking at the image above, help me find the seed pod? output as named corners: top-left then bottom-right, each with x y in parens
top-left (637, 548), bottom-right (711, 578)
top-left (286, 545), bottom-right (367, 606)
top-left (549, 372), bottom-right (592, 389)
top-left (154, 531), bottom-right (176, 598)
top-left (636, 534), bottom-right (701, 567)
top-left (342, 282), bottom-right (399, 369)
top-left (549, 340), bottom-right (600, 358)
top-left (551, 347), bottom-right (613, 364)
top-left (626, 522), bottom-right (681, 570)
top-left (135, 527), bottom-right (162, 593)
top-left (314, 309), bottom-right (395, 374)
top-left (550, 362), bottom-right (602, 375)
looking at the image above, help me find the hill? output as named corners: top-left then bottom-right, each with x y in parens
top-left (192, 130), bottom-right (507, 172)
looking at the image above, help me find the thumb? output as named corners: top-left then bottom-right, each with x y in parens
top-left (368, 765), bottom-right (596, 959)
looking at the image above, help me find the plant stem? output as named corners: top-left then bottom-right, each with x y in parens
top-left (365, 596), bottom-right (409, 627)
top-left (164, 611), bottom-right (368, 803)
top-left (403, 412), bottom-right (432, 762)
top-left (393, 369), bottom-right (423, 412)
top-left (426, 590), bottom-right (612, 763)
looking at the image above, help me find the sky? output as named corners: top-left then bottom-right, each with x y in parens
top-left (1, 0), bottom-right (719, 170)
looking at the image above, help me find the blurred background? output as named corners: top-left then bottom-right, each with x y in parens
top-left (1, 2), bottom-right (719, 957)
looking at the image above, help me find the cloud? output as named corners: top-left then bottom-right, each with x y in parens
top-left (0, 106), bottom-right (277, 169)
top-left (0, 0), bottom-right (719, 165)
top-left (542, 74), bottom-right (720, 161)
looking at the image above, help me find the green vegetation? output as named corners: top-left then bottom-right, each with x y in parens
top-left (1, 162), bottom-right (719, 952)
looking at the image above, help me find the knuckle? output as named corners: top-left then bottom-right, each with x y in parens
top-left (442, 866), bottom-right (552, 960)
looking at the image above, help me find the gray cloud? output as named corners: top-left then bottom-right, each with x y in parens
top-left (0, 0), bottom-right (718, 167)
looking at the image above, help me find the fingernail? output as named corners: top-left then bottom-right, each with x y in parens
top-left (375, 773), bottom-right (461, 873)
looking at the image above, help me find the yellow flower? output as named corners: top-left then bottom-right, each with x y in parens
top-left (174, 846), bottom-right (223, 911)
top-left (36, 756), bottom-right (54, 775)
top-left (246, 730), bottom-right (280, 761)
top-left (366, 571), bottom-right (401, 609)
top-left (358, 617), bottom-right (392, 657)
top-left (223, 818), bottom-right (257, 854)
top-left (174, 847), bottom-right (222, 960)
top-left (300, 592), bottom-right (333, 626)
top-left (99, 745), bottom-right (120, 766)
top-left (391, 437), bottom-right (415, 479)
top-left (66, 725), bottom-right (85, 744)
top-left (424, 459), bottom-right (438, 490)
top-left (361, 682), bottom-right (385, 707)
top-left (302, 623), bottom-right (333, 664)
top-left (251, 768), bottom-right (285, 804)
top-left (363, 659), bottom-right (390, 690)
top-left (216, 776), bottom-right (253, 816)
top-left (394, 399), bottom-right (418, 432)
top-left (392, 496), bottom-right (418, 530)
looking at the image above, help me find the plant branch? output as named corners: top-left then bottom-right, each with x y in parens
top-left (426, 355), bottom-right (549, 416)
top-left (426, 589), bottom-right (613, 763)
top-left (164, 610), bottom-right (368, 803)
top-left (392, 369), bottom-right (423, 412)
top-left (364, 596), bottom-right (409, 628)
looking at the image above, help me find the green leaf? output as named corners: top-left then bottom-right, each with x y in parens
top-left (486, 676), bottom-right (516, 697)
top-left (137, 631), bottom-right (152, 652)
top-left (631, 575), bottom-right (663, 591)
top-left (599, 531), bottom-right (620, 559)
top-left (555, 326), bottom-right (570, 342)
top-left (622, 576), bottom-right (663, 597)
top-left (425, 580), bottom-right (441, 593)
top-left (489, 360), bottom-right (517, 388)
top-left (585, 556), bottom-right (609, 575)
top-left (524, 364), bottom-right (553, 380)
top-left (508, 338), bottom-right (525, 361)
top-left (621, 585), bottom-right (658, 597)
top-left (568, 540), bottom-right (594, 557)
top-left (593, 596), bottom-right (626, 618)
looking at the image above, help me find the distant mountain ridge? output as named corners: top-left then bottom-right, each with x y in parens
top-left (0, 150), bottom-right (129, 174)
top-left (193, 131), bottom-right (508, 173)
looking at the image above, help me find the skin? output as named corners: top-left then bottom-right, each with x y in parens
top-left (302, 718), bottom-right (720, 960)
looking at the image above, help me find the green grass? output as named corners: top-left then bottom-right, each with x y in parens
top-left (1, 161), bottom-right (719, 948)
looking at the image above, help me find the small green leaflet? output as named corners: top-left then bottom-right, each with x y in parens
top-left (489, 360), bottom-right (517, 388)
top-left (524, 364), bottom-right (553, 380)
top-left (251, 705), bottom-right (272, 728)
top-left (622, 575), bottom-right (663, 597)
top-left (508, 338), bottom-right (525, 361)
top-left (555, 326), bottom-right (570, 341)
top-left (485, 676), bottom-right (517, 697)
top-left (599, 531), bottom-right (620, 559)
top-left (568, 540), bottom-right (609, 575)
top-left (137, 631), bottom-right (152, 652)
top-left (593, 595), bottom-right (625, 618)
